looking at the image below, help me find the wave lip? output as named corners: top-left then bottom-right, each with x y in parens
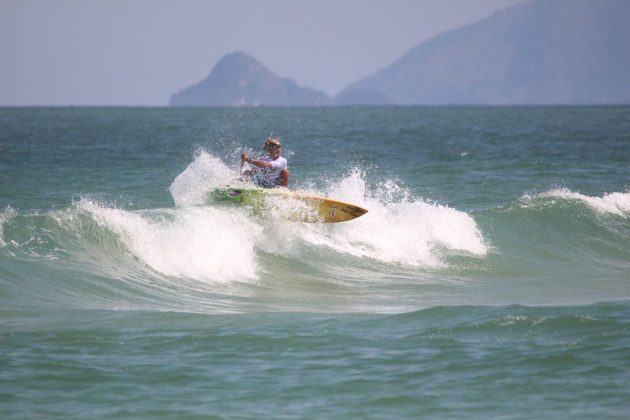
top-left (71, 199), bottom-right (260, 284)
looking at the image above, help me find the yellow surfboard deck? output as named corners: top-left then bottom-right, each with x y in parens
top-left (210, 187), bottom-right (368, 223)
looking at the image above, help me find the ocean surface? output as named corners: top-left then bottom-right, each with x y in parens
top-left (1, 106), bottom-right (629, 418)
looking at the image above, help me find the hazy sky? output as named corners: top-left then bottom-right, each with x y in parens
top-left (1, 0), bottom-right (526, 106)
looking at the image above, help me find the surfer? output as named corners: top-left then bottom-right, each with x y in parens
top-left (240, 136), bottom-right (289, 188)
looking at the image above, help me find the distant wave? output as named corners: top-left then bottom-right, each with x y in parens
top-left (527, 188), bottom-right (630, 217)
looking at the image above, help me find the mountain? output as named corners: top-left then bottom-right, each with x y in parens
top-left (170, 52), bottom-right (329, 106)
top-left (337, 0), bottom-right (630, 105)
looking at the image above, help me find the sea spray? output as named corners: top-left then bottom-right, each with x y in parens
top-left (169, 151), bottom-right (236, 207)
top-left (257, 170), bottom-right (488, 268)
top-left (327, 170), bottom-right (487, 266)
top-left (167, 154), bottom-right (488, 268)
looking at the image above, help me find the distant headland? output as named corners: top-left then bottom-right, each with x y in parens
top-left (169, 52), bottom-right (329, 107)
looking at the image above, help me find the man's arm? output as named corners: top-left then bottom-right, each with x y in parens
top-left (241, 153), bottom-right (273, 170)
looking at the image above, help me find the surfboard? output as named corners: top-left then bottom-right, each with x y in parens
top-left (209, 186), bottom-right (368, 223)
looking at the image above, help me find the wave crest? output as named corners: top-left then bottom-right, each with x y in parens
top-left (70, 199), bottom-right (260, 283)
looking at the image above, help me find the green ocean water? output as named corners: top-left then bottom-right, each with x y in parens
top-left (1, 106), bottom-right (629, 418)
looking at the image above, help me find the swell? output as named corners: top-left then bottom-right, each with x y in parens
top-left (1, 183), bottom-right (629, 313)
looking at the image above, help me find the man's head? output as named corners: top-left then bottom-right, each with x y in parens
top-left (263, 136), bottom-right (282, 156)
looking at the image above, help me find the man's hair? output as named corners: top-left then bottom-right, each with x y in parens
top-left (264, 136), bottom-right (282, 150)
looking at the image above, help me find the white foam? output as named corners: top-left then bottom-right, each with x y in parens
top-left (76, 199), bottom-right (260, 283)
top-left (537, 188), bottom-right (630, 216)
top-left (151, 154), bottom-right (488, 272)
top-left (263, 170), bottom-right (488, 268)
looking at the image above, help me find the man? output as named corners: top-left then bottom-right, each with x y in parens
top-left (241, 136), bottom-right (289, 188)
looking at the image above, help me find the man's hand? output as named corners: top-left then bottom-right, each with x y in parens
top-left (241, 153), bottom-right (250, 162)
